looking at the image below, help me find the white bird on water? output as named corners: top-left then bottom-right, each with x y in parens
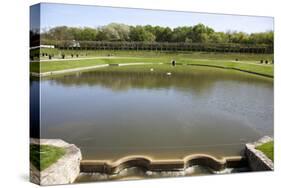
top-left (166, 72), bottom-right (172, 76)
top-left (150, 68), bottom-right (154, 72)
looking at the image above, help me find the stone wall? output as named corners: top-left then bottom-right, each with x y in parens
top-left (245, 136), bottom-right (273, 171)
top-left (30, 139), bottom-right (82, 185)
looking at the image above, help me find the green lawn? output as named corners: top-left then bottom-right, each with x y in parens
top-left (183, 59), bottom-right (273, 77)
top-left (256, 141), bottom-right (274, 161)
top-left (30, 144), bottom-right (66, 171)
top-left (89, 63), bottom-right (272, 83)
top-left (39, 49), bottom-right (273, 61)
top-left (30, 51), bottom-right (274, 77)
top-left (30, 57), bottom-right (162, 73)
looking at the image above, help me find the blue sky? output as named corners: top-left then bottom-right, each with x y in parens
top-left (35, 3), bottom-right (273, 33)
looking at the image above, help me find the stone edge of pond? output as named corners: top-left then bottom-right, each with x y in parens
top-left (245, 136), bottom-right (274, 171)
top-left (30, 138), bottom-right (82, 186)
top-left (29, 136), bottom-right (273, 185)
top-left (187, 64), bottom-right (273, 78)
top-left (80, 154), bottom-right (246, 175)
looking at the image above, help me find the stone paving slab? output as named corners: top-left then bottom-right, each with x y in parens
top-left (30, 139), bottom-right (82, 186)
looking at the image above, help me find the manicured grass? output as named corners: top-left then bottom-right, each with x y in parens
top-left (183, 59), bottom-right (273, 77)
top-left (30, 144), bottom-right (66, 171)
top-left (40, 49), bottom-right (273, 61)
top-left (30, 57), bottom-right (162, 73)
top-left (256, 141), bottom-right (274, 161)
top-left (89, 63), bottom-right (273, 80)
top-left (30, 50), bottom-right (273, 77)
top-left (92, 63), bottom-right (215, 74)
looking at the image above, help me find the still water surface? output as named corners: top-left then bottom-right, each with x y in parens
top-left (34, 66), bottom-right (273, 160)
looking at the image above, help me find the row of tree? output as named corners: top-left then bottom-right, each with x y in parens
top-left (39, 23), bottom-right (273, 45)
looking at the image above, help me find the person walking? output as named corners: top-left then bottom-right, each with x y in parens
top-left (171, 59), bottom-right (176, 66)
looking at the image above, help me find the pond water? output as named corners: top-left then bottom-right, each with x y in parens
top-left (31, 65), bottom-right (273, 161)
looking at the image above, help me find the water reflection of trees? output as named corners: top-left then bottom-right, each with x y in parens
top-left (43, 69), bottom-right (273, 95)
top-left (30, 77), bottom-right (40, 138)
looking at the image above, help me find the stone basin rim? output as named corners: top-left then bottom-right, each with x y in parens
top-left (81, 154), bottom-right (243, 165)
top-left (80, 154), bottom-right (245, 174)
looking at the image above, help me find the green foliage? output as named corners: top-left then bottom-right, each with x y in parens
top-left (97, 23), bottom-right (130, 41)
top-left (171, 26), bottom-right (193, 42)
top-left (79, 27), bottom-right (97, 41)
top-left (41, 23), bottom-right (273, 45)
top-left (192, 23), bottom-right (214, 43)
top-left (42, 26), bottom-right (98, 41)
top-left (249, 31), bottom-right (274, 44)
top-left (30, 144), bottom-right (66, 171)
top-left (153, 26), bottom-right (173, 42)
top-left (256, 141), bottom-right (274, 161)
top-left (129, 26), bottom-right (156, 42)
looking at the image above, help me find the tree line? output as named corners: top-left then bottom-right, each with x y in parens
top-left (38, 23), bottom-right (273, 45)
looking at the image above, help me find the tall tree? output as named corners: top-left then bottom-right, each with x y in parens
top-left (96, 23), bottom-right (130, 41)
top-left (129, 26), bottom-right (156, 42)
top-left (192, 23), bottom-right (214, 43)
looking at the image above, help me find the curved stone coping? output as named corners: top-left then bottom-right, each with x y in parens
top-left (30, 139), bottom-right (82, 186)
top-left (187, 64), bottom-right (273, 78)
top-left (245, 136), bottom-right (274, 171)
top-left (30, 62), bottom-right (163, 77)
top-left (80, 154), bottom-right (245, 174)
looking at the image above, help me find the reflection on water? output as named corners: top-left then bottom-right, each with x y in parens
top-left (31, 66), bottom-right (273, 160)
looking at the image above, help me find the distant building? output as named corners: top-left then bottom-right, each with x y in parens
top-left (69, 40), bottom-right (80, 48)
top-left (30, 45), bottom-right (55, 50)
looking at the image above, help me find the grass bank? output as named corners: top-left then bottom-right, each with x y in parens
top-left (30, 144), bottom-right (66, 171)
top-left (256, 141), bottom-right (274, 161)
